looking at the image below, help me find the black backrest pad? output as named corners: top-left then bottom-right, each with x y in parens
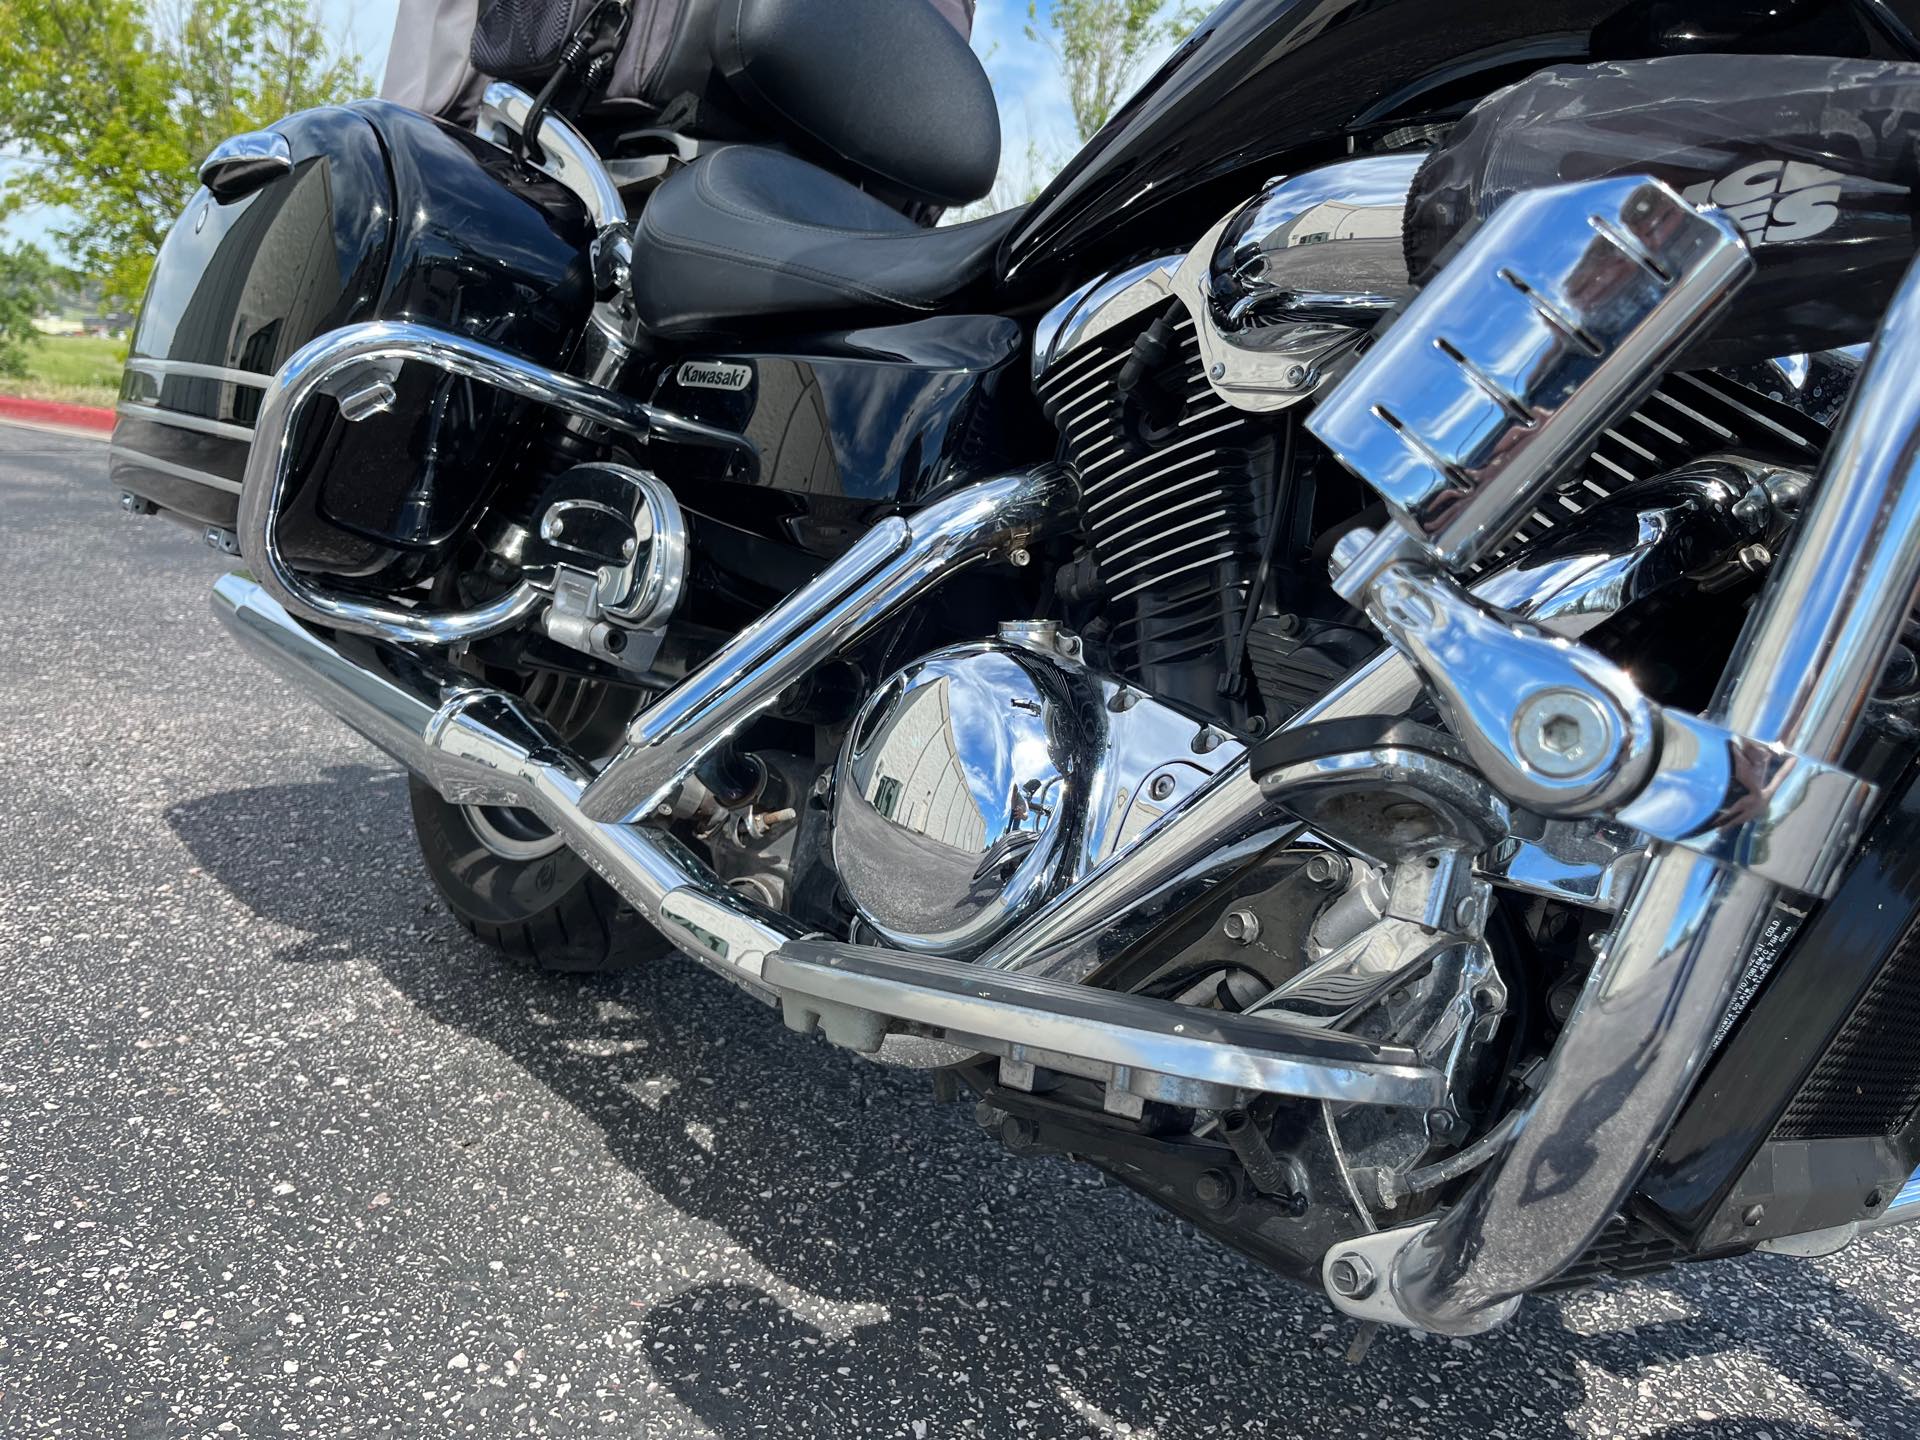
top-left (711, 0), bottom-right (1000, 207)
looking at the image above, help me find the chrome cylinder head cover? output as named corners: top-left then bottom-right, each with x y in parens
top-left (831, 623), bottom-right (1241, 954)
top-left (1030, 154), bottom-right (1423, 402)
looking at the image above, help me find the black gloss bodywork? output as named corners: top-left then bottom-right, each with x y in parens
top-left (644, 314), bottom-right (1038, 558)
top-left (113, 105), bottom-right (391, 529)
top-left (114, 101), bottom-right (595, 581)
top-left (1000, 0), bottom-right (1920, 291)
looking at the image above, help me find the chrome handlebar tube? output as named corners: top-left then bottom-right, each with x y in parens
top-left (1342, 254), bottom-right (1920, 1334)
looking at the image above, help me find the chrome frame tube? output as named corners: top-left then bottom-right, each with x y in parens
top-left (1384, 255), bottom-right (1920, 1334)
top-left (213, 573), bottom-right (808, 992)
top-left (236, 320), bottom-right (747, 647)
top-left (577, 466), bottom-right (1075, 824)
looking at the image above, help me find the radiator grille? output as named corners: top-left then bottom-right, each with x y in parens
top-left (1551, 1214), bottom-right (1687, 1289)
top-left (1774, 917), bottom-right (1920, 1140)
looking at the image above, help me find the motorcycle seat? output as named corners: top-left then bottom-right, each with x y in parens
top-left (629, 145), bottom-right (1021, 338)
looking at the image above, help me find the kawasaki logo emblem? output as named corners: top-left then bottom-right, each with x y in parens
top-left (1681, 161), bottom-right (1846, 245)
top-left (676, 360), bottom-right (753, 391)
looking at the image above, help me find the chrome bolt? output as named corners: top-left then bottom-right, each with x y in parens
top-left (621, 536), bottom-right (639, 559)
top-left (1221, 909), bottom-right (1261, 945)
top-left (1108, 688), bottom-right (1139, 713)
top-left (548, 516), bottom-right (565, 538)
top-left (1191, 726), bottom-right (1223, 755)
top-left (1453, 893), bottom-right (1483, 931)
top-left (1327, 1253), bottom-right (1377, 1301)
top-left (1283, 364), bottom-right (1307, 387)
top-left (1737, 542), bottom-right (1773, 574)
top-left (1147, 773), bottom-right (1178, 802)
top-left (1513, 689), bottom-right (1613, 779)
top-left (1008, 546), bottom-right (1032, 568)
top-left (1304, 852), bottom-right (1347, 890)
top-left (1208, 361), bottom-right (1226, 381)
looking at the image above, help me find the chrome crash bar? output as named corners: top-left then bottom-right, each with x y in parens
top-left (1321, 252), bottom-right (1920, 1334)
top-left (234, 320), bottom-right (749, 646)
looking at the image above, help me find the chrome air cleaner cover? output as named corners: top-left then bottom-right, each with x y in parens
top-left (831, 626), bottom-right (1243, 955)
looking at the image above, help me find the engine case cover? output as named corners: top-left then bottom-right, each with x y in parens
top-left (832, 632), bottom-right (1241, 955)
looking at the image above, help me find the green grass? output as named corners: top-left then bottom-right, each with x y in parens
top-left (9, 334), bottom-right (125, 408)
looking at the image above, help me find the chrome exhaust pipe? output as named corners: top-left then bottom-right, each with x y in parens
top-left (213, 574), bottom-right (808, 994)
top-left (211, 571), bottom-right (1449, 1107)
top-left (576, 464), bottom-right (1075, 824)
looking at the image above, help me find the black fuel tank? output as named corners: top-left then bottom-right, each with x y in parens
top-left (112, 101), bottom-right (595, 581)
top-left (1002, 0), bottom-right (1920, 292)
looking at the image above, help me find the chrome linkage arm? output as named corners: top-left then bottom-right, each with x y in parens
top-left (1329, 543), bottom-right (1877, 898)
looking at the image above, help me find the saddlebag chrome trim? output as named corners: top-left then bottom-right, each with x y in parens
top-left (1327, 252), bottom-right (1920, 1335)
top-left (576, 464), bottom-right (1076, 824)
top-left (236, 320), bottom-right (749, 647)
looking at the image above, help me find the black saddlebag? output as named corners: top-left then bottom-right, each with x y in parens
top-left (111, 101), bottom-right (595, 585)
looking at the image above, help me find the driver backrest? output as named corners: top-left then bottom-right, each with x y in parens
top-left (709, 0), bottom-right (999, 207)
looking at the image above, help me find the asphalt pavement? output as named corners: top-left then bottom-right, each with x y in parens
top-left (2, 419), bottom-right (1917, 1439)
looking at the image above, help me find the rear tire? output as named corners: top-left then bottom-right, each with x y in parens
top-left (410, 780), bottom-right (670, 973)
top-left (406, 666), bottom-right (669, 974)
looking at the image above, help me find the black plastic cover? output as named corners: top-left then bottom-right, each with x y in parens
top-left (1405, 55), bottom-right (1920, 363)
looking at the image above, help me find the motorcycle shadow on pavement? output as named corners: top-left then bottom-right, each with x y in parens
top-left (167, 769), bottom-right (1916, 1440)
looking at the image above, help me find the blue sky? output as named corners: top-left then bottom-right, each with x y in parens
top-left (4, 0), bottom-right (1157, 259)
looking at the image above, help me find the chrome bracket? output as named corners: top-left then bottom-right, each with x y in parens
top-left (1321, 1221), bottom-right (1519, 1334)
top-left (1336, 553), bottom-right (1874, 897)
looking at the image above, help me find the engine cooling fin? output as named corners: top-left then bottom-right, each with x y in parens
top-left (1039, 303), bottom-right (1832, 728)
top-left (1038, 306), bottom-right (1274, 717)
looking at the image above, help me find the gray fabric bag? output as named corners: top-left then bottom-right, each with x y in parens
top-left (382, 0), bottom-right (975, 124)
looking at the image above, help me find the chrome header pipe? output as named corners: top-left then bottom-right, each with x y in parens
top-left (1367, 254), bottom-right (1920, 1334)
top-left (212, 573), bottom-right (808, 995)
top-left (577, 464), bottom-right (1075, 824)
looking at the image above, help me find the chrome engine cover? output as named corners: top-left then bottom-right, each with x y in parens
top-left (832, 626), bottom-right (1243, 954)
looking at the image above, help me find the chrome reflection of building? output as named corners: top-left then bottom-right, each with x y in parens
top-left (859, 674), bottom-right (990, 853)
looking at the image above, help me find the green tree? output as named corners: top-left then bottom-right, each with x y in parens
top-left (0, 242), bottom-right (60, 377)
top-left (0, 0), bottom-right (368, 309)
top-left (1027, 0), bottom-right (1207, 143)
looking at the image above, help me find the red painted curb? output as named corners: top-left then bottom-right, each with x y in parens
top-left (0, 391), bottom-right (116, 434)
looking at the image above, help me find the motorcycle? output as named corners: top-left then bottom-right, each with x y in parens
top-left (108, 0), bottom-right (1920, 1337)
